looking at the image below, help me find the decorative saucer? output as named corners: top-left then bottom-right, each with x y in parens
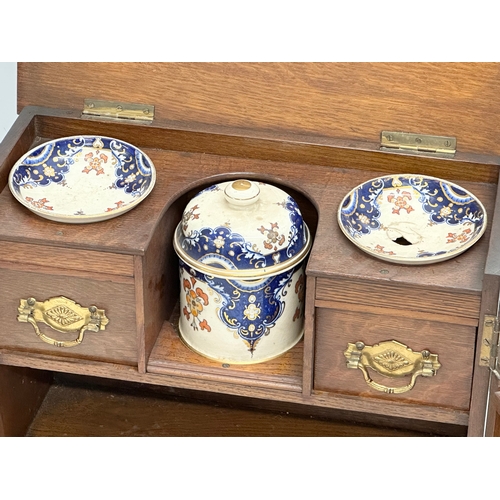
top-left (8, 135), bottom-right (156, 223)
top-left (337, 174), bottom-right (487, 264)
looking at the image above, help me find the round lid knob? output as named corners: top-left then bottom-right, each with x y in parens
top-left (224, 179), bottom-right (260, 207)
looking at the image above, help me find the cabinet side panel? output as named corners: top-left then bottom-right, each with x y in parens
top-left (468, 275), bottom-right (500, 435)
top-left (0, 365), bottom-right (51, 436)
top-left (493, 392), bottom-right (500, 436)
top-left (138, 208), bottom-right (182, 371)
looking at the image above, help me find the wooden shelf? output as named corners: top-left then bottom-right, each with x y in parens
top-left (25, 373), bottom-right (439, 437)
top-left (147, 309), bottom-right (304, 392)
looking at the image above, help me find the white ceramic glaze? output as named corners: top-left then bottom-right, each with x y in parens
top-left (338, 174), bottom-right (487, 265)
top-left (178, 260), bottom-right (306, 364)
top-left (8, 135), bottom-right (156, 223)
top-left (174, 178), bottom-right (311, 364)
top-left (177, 179), bottom-right (308, 274)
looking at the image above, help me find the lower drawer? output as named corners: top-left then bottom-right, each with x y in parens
top-left (314, 306), bottom-right (476, 411)
top-left (0, 267), bottom-right (138, 365)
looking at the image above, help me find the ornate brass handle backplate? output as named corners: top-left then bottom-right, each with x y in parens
top-left (17, 296), bottom-right (109, 348)
top-left (344, 340), bottom-right (441, 394)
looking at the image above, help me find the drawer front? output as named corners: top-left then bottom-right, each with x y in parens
top-left (314, 307), bottom-right (476, 410)
top-left (0, 267), bottom-right (137, 365)
top-left (315, 277), bottom-right (481, 323)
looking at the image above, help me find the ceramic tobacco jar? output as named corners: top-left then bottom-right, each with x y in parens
top-left (173, 179), bottom-right (311, 364)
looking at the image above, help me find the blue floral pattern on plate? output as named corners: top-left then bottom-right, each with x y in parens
top-left (9, 135), bottom-right (156, 223)
top-left (338, 174), bottom-right (487, 264)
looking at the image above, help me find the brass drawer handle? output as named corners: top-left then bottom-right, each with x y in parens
top-left (17, 296), bottom-right (109, 348)
top-left (344, 340), bottom-right (441, 394)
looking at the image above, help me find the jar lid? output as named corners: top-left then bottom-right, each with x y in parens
top-left (173, 179), bottom-right (311, 278)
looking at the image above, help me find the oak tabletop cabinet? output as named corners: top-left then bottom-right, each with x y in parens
top-left (1, 63), bottom-right (500, 437)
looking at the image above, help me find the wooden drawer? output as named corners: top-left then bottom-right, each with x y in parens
top-left (313, 305), bottom-right (476, 410)
top-left (0, 244), bottom-right (137, 365)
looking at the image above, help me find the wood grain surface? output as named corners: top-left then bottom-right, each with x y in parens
top-left (25, 374), bottom-right (441, 437)
top-left (0, 365), bottom-right (51, 436)
top-left (0, 267), bottom-right (137, 364)
top-left (314, 308), bottom-right (476, 411)
top-left (468, 271), bottom-right (500, 435)
top-left (0, 346), bottom-right (471, 427)
top-left (148, 315), bottom-right (304, 392)
top-left (17, 63), bottom-right (500, 157)
top-left (30, 110), bottom-right (500, 185)
top-left (0, 241), bottom-right (134, 278)
top-left (494, 392), bottom-right (500, 436)
top-left (315, 278), bottom-right (481, 324)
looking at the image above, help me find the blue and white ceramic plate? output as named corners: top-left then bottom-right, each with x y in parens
top-left (8, 135), bottom-right (156, 223)
top-left (338, 174), bottom-right (487, 264)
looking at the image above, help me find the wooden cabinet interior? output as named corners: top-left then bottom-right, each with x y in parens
top-left (0, 105), bottom-right (499, 437)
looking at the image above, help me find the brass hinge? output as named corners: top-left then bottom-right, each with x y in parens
top-left (479, 315), bottom-right (500, 380)
top-left (380, 131), bottom-right (456, 157)
top-left (82, 99), bottom-right (155, 123)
